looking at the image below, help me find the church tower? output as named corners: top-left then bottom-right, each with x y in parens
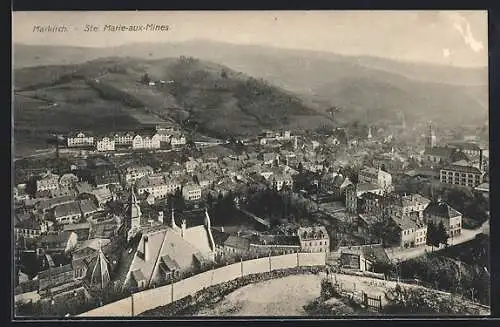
top-left (90, 242), bottom-right (111, 290)
top-left (425, 123), bottom-right (437, 149)
top-left (128, 187), bottom-right (142, 230)
top-left (367, 126), bottom-right (373, 140)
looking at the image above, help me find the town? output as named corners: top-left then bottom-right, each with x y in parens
top-left (13, 119), bottom-right (490, 316)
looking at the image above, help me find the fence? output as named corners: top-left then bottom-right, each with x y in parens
top-left (79, 252), bottom-right (326, 317)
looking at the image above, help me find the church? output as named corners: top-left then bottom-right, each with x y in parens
top-left (122, 190), bottom-right (216, 290)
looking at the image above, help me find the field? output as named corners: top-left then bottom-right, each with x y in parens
top-left (190, 274), bottom-right (324, 316)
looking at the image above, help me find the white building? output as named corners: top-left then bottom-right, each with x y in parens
top-left (125, 165), bottom-right (154, 185)
top-left (113, 132), bottom-right (135, 146)
top-left (358, 167), bottom-right (392, 191)
top-left (182, 183), bottom-right (202, 201)
top-left (297, 226), bottom-right (330, 253)
top-left (96, 137), bottom-right (115, 152)
top-left (37, 171), bottom-right (60, 192)
top-left (67, 132), bottom-right (94, 148)
top-left (170, 134), bottom-right (187, 147)
top-left (132, 134), bottom-right (161, 150)
top-left (136, 175), bottom-right (180, 199)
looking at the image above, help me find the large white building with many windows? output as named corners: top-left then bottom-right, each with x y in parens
top-left (440, 161), bottom-right (485, 188)
top-left (182, 183), bottom-right (202, 201)
top-left (132, 134), bottom-right (161, 150)
top-left (95, 136), bottom-right (115, 152)
top-left (67, 132), bottom-right (94, 148)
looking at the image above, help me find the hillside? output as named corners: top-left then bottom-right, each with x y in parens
top-left (13, 41), bottom-right (488, 128)
top-left (13, 56), bottom-right (325, 152)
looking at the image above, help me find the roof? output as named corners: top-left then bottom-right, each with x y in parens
top-left (392, 215), bottom-right (425, 231)
top-left (298, 226), bottom-right (329, 241)
top-left (442, 164), bottom-right (482, 174)
top-left (37, 195), bottom-right (75, 211)
top-left (63, 222), bottom-right (91, 231)
top-left (37, 231), bottom-right (72, 245)
top-left (172, 209), bottom-right (207, 229)
top-left (38, 264), bottom-right (73, 280)
top-left (424, 146), bottom-right (454, 157)
top-left (75, 182), bottom-right (94, 194)
top-left (424, 201), bottom-right (462, 219)
top-left (15, 216), bottom-right (41, 230)
top-left (258, 235), bottom-right (301, 246)
top-left (447, 142), bottom-right (482, 151)
top-left (211, 229), bottom-right (230, 246)
top-left (160, 255), bottom-right (181, 271)
top-left (79, 199), bottom-right (99, 214)
top-left (54, 201), bottom-right (81, 218)
top-left (475, 182), bottom-right (489, 192)
top-left (356, 183), bottom-right (380, 192)
top-left (224, 235), bottom-right (250, 250)
top-left (360, 244), bottom-right (390, 266)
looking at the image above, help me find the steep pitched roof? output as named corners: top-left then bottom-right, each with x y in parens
top-left (424, 201), bottom-right (462, 219)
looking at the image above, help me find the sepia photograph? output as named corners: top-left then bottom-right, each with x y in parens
top-left (12, 10), bottom-right (490, 318)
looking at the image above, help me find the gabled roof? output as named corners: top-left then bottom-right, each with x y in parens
top-left (224, 235), bottom-right (250, 250)
top-left (54, 201), bottom-right (81, 218)
top-left (424, 201), bottom-right (462, 219)
top-left (211, 229), bottom-right (230, 246)
top-left (424, 146), bottom-right (454, 157)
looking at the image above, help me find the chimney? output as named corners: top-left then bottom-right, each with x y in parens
top-left (479, 149), bottom-right (483, 172)
top-left (181, 220), bottom-right (186, 238)
top-left (143, 236), bottom-right (149, 261)
top-left (158, 211), bottom-right (164, 224)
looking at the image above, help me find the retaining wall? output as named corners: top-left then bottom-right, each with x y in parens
top-left (79, 252), bottom-right (326, 317)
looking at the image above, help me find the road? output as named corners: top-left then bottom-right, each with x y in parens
top-left (387, 220), bottom-right (489, 262)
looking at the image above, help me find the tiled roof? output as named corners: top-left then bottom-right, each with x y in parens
top-left (441, 164), bottom-right (482, 174)
top-left (424, 201), bottom-right (462, 219)
top-left (424, 146), bottom-right (454, 157)
top-left (224, 235), bottom-right (250, 250)
top-left (54, 201), bottom-right (81, 218)
top-left (79, 199), bottom-right (99, 214)
top-left (211, 229), bottom-right (230, 246)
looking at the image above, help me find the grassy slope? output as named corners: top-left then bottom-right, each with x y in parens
top-left (13, 56), bottom-right (324, 155)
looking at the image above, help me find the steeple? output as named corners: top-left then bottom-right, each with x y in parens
top-left (367, 126), bottom-right (372, 139)
top-left (426, 122), bottom-right (436, 149)
top-left (90, 241), bottom-right (110, 290)
top-left (129, 187), bottom-right (141, 229)
top-left (171, 205), bottom-right (178, 229)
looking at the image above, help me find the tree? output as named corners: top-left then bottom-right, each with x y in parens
top-left (435, 221), bottom-right (449, 247)
top-left (426, 221), bottom-right (438, 250)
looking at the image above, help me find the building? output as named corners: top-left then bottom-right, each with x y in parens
top-left (14, 215), bottom-right (42, 241)
top-left (113, 132), bottom-right (135, 146)
top-left (297, 226), bottom-right (330, 253)
top-left (425, 124), bottom-right (437, 149)
top-left (182, 183), bottom-right (202, 201)
top-left (132, 133), bottom-right (161, 150)
top-left (424, 200), bottom-right (462, 238)
top-left (124, 165), bottom-right (154, 185)
top-left (223, 235), bottom-right (251, 256)
top-left (440, 162), bottom-right (485, 188)
top-left (423, 147), bottom-right (456, 166)
top-left (126, 188), bottom-right (142, 232)
top-left (37, 171), bottom-right (60, 192)
top-left (270, 173), bottom-right (293, 191)
top-left (358, 167), bottom-right (392, 191)
top-left (249, 235), bottom-right (302, 256)
top-left (123, 208), bottom-right (216, 289)
top-left (95, 136), bottom-right (115, 152)
top-left (345, 183), bottom-right (384, 214)
top-left (338, 244), bottom-right (390, 273)
top-left (387, 193), bottom-right (431, 218)
top-left (391, 215), bottom-right (427, 248)
top-left (53, 201), bottom-right (82, 225)
top-left (170, 134), bottom-right (187, 147)
top-left (67, 132), bottom-right (94, 148)
top-left (447, 142), bottom-right (482, 157)
top-left (136, 175), bottom-right (180, 199)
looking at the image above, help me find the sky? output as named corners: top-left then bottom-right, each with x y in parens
top-left (12, 11), bottom-right (488, 67)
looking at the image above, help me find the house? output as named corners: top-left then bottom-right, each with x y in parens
top-left (372, 154), bottom-right (405, 172)
top-left (96, 136), bottom-right (115, 152)
top-left (185, 158), bottom-right (198, 173)
top-left (211, 229), bottom-right (230, 257)
top-left (91, 187), bottom-right (113, 208)
top-left (50, 186), bottom-right (76, 198)
top-left (391, 214), bottom-right (427, 248)
top-left (132, 133), bottom-right (161, 150)
top-left (387, 193), bottom-right (431, 219)
top-left (182, 183), bottom-right (202, 201)
top-left (53, 201), bottom-right (82, 225)
top-left (67, 132), bottom-right (94, 148)
top-left (58, 173), bottom-right (79, 188)
top-left (339, 244), bottom-right (390, 272)
top-left (79, 198), bottom-right (101, 219)
top-left (440, 162), bottom-right (485, 188)
top-left (155, 125), bottom-right (175, 142)
top-left (37, 264), bottom-right (77, 298)
top-left (14, 184), bottom-right (30, 202)
top-left (423, 200), bottom-right (463, 238)
top-left (249, 235), bottom-right (301, 256)
top-left (113, 132), bottom-right (135, 146)
top-left (37, 195), bottom-right (76, 213)
top-left (62, 222), bottom-right (91, 241)
top-left (423, 146), bottom-right (456, 166)
top-left (261, 152), bottom-right (278, 165)
top-left (125, 165), bottom-right (154, 185)
top-left (345, 183), bottom-right (383, 214)
top-left (136, 175), bottom-right (180, 199)
top-left (447, 142), bottom-right (483, 157)
top-left (270, 173), bottom-right (293, 191)
top-left (37, 171), bottom-right (60, 192)
top-left (297, 226), bottom-right (330, 253)
top-left (93, 169), bottom-right (121, 189)
top-left (170, 133), bottom-right (187, 147)
top-left (14, 215), bottom-right (42, 241)
top-left (123, 208), bottom-right (216, 289)
top-left (36, 231), bottom-right (78, 254)
top-left (358, 167), bottom-right (392, 191)
top-left (223, 235), bottom-right (250, 256)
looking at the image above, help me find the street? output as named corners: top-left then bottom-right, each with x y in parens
top-left (387, 220), bottom-right (488, 262)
